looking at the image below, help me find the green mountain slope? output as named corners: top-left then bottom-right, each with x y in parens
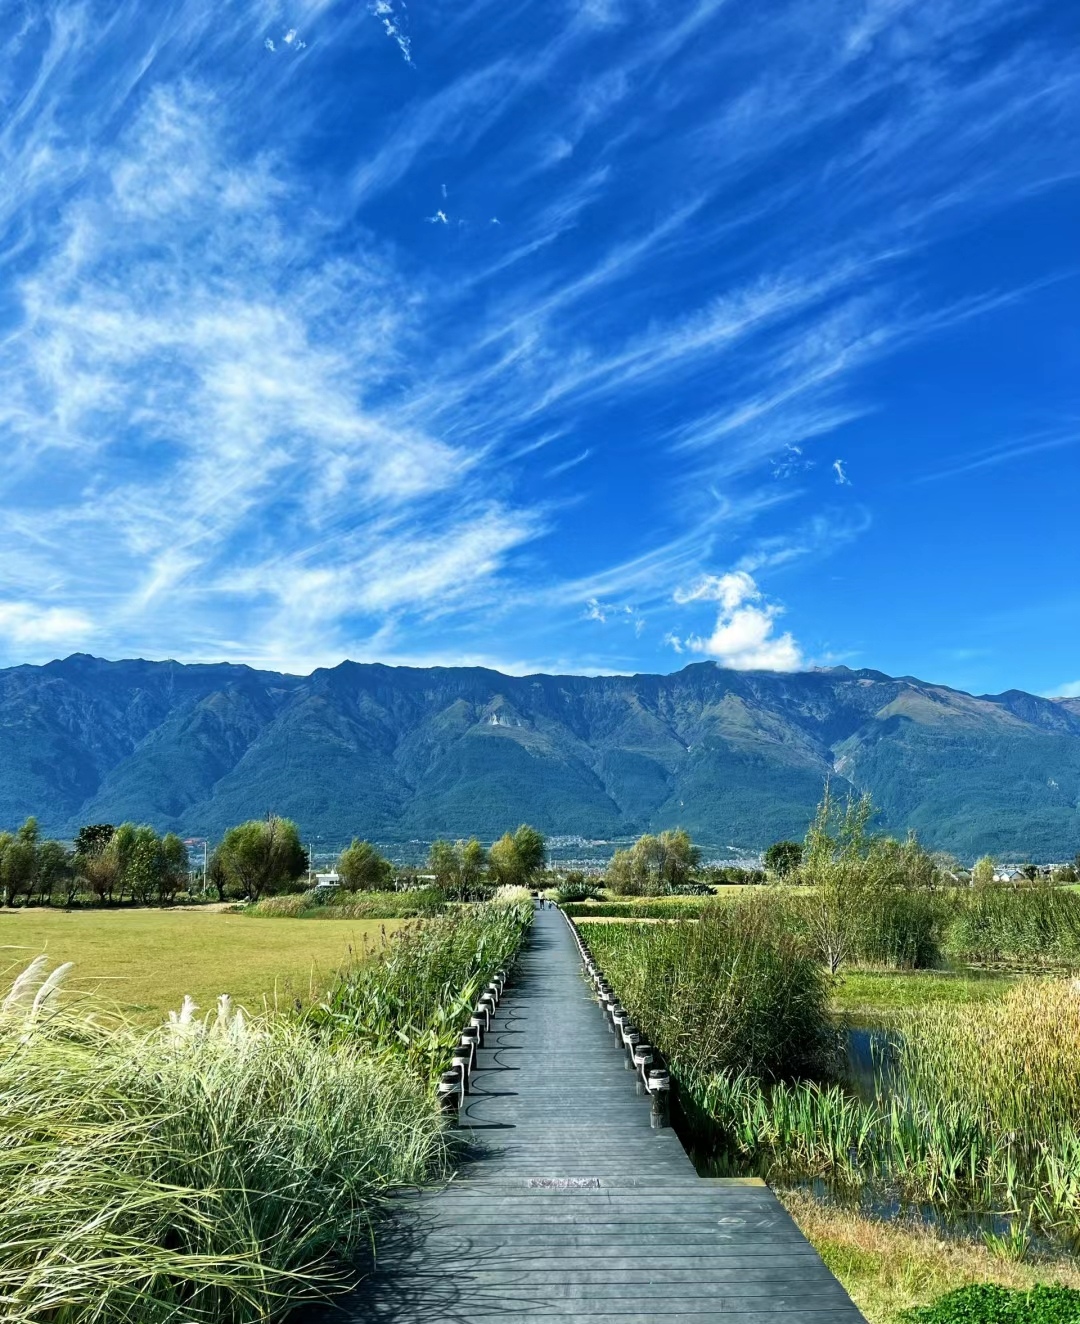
top-left (0, 655), bottom-right (1077, 857)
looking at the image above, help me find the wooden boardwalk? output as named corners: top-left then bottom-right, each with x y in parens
top-left (331, 905), bottom-right (864, 1323)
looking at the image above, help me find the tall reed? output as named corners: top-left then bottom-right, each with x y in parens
top-left (945, 886), bottom-right (1080, 966)
top-left (248, 886), bottom-right (447, 920)
top-left (0, 898), bottom-right (533, 1322)
top-left (687, 979), bottom-right (1080, 1247)
top-left (584, 898), bottom-right (836, 1081)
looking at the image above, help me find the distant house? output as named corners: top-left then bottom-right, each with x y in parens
top-left (993, 868), bottom-right (1025, 883)
top-left (314, 871), bottom-right (341, 889)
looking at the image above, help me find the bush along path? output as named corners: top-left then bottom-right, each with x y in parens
top-left (322, 903), bottom-right (864, 1324)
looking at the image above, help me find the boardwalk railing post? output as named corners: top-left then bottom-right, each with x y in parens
top-left (452, 1043), bottom-right (472, 1094)
top-left (621, 1026), bottom-right (641, 1069)
top-left (438, 1070), bottom-right (461, 1116)
top-left (633, 1043), bottom-right (654, 1093)
top-left (647, 1069), bottom-right (671, 1128)
top-left (461, 1025), bottom-right (480, 1067)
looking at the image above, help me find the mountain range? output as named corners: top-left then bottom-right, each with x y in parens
top-left (1, 654), bottom-right (1078, 859)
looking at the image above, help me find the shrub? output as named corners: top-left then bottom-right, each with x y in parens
top-left (906, 1285), bottom-right (1080, 1324)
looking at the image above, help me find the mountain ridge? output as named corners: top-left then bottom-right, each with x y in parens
top-left (0, 654), bottom-right (1077, 858)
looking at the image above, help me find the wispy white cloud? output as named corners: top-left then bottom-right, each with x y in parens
top-left (0, 68), bottom-right (542, 667)
top-left (915, 426), bottom-right (1080, 483)
top-left (371, 0), bottom-right (413, 65)
top-left (0, 602), bottom-right (94, 648)
top-left (546, 448), bottom-right (591, 478)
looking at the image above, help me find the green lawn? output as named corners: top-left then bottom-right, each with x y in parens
top-left (0, 907), bottom-right (404, 1021)
top-left (831, 968), bottom-right (1016, 1018)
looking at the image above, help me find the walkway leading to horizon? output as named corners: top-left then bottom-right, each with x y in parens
top-left (334, 906), bottom-right (865, 1323)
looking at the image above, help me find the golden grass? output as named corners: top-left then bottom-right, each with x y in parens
top-left (0, 908), bottom-right (404, 1021)
top-left (779, 1189), bottom-right (1080, 1324)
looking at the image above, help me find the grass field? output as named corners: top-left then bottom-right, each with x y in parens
top-left (0, 908), bottom-right (404, 1020)
top-left (832, 969), bottom-right (1016, 1017)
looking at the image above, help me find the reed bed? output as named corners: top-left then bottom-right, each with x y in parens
top-left (943, 887), bottom-right (1080, 966)
top-left (583, 898), bottom-right (835, 1081)
top-left (0, 964), bottom-right (444, 1323)
top-left (901, 980), bottom-right (1080, 1139)
top-left (313, 898), bottom-right (531, 1076)
top-left (563, 898), bottom-right (713, 919)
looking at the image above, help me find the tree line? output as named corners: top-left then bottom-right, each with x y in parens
top-left (0, 816), bottom-right (551, 908)
top-left (0, 815), bottom-right (310, 908)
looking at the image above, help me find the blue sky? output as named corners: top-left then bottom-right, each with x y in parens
top-left (1, 0), bottom-right (1078, 696)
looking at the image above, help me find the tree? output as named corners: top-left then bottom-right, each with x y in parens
top-left (971, 855), bottom-right (996, 888)
top-left (489, 825), bottom-right (546, 889)
top-left (74, 823), bottom-right (120, 904)
top-left (338, 839), bottom-right (394, 891)
top-left (216, 816), bottom-right (307, 902)
top-left (764, 840), bottom-right (803, 879)
top-left (605, 847), bottom-right (642, 896)
top-left (802, 783), bottom-right (876, 974)
top-left (159, 834), bottom-right (190, 904)
top-left (83, 850), bottom-right (121, 905)
top-left (605, 829), bottom-right (700, 896)
top-left (35, 839), bottom-right (72, 905)
top-left (0, 818), bottom-right (39, 907)
top-left (207, 847), bottom-right (231, 903)
top-left (75, 824), bottom-right (115, 859)
top-left (427, 838), bottom-right (489, 899)
top-left (120, 825), bottom-right (167, 905)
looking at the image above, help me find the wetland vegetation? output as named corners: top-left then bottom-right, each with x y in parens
top-left (577, 788), bottom-right (1080, 1322)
